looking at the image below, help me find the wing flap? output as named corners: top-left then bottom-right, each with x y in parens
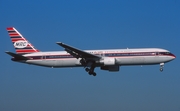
top-left (56, 42), bottom-right (100, 59)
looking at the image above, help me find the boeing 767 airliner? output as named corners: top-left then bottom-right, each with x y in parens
top-left (6, 27), bottom-right (176, 76)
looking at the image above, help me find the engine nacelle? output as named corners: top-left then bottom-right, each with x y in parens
top-left (100, 66), bottom-right (119, 72)
top-left (103, 57), bottom-right (116, 65)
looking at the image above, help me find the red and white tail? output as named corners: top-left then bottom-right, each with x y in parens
top-left (7, 27), bottom-right (40, 54)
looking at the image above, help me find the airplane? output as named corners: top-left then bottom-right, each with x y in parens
top-left (5, 27), bottom-right (176, 76)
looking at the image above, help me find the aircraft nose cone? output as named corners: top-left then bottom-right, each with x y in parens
top-left (171, 53), bottom-right (176, 60)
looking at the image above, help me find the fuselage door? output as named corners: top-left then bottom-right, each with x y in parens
top-left (156, 52), bottom-right (159, 57)
top-left (41, 55), bottom-right (46, 60)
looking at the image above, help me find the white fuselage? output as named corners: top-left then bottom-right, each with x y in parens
top-left (6, 27), bottom-right (176, 75)
top-left (15, 48), bottom-right (175, 68)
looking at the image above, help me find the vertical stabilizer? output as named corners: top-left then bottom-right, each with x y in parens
top-left (7, 27), bottom-right (40, 54)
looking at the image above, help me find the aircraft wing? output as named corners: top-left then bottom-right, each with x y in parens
top-left (56, 42), bottom-right (100, 59)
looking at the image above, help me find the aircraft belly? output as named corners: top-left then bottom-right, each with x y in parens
top-left (55, 59), bottom-right (78, 67)
top-left (26, 60), bottom-right (55, 67)
top-left (26, 59), bottom-right (77, 67)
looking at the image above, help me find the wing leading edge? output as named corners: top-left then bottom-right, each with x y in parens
top-left (56, 42), bottom-right (100, 59)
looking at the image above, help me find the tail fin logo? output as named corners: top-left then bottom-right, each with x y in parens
top-left (14, 40), bottom-right (28, 48)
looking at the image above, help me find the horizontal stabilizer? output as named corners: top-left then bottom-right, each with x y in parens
top-left (5, 51), bottom-right (29, 60)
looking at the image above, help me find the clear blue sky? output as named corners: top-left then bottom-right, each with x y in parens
top-left (1, 0), bottom-right (180, 111)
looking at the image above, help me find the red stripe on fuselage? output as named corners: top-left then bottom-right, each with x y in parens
top-left (24, 52), bottom-right (175, 60)
top-left (25, 55), bottom-right (174, 61)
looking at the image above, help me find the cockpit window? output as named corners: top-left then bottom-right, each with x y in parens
top-left (165, 52), bottom-right (170, 54)
top-left (157, 52), bottom-right (171, 55)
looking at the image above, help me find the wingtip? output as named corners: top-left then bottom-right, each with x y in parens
top-left (56, 42), bottom-right (63, 45)
top-left (5, 51), bottom-right (10, 54)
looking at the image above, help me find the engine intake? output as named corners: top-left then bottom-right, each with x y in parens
top-left (103, 57), bottom-right (116, 65)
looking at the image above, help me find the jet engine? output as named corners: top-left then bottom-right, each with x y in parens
top-left (100, 66), bottom-right (119, 72)
top-left (103, 57), bottom-right (116, 65)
